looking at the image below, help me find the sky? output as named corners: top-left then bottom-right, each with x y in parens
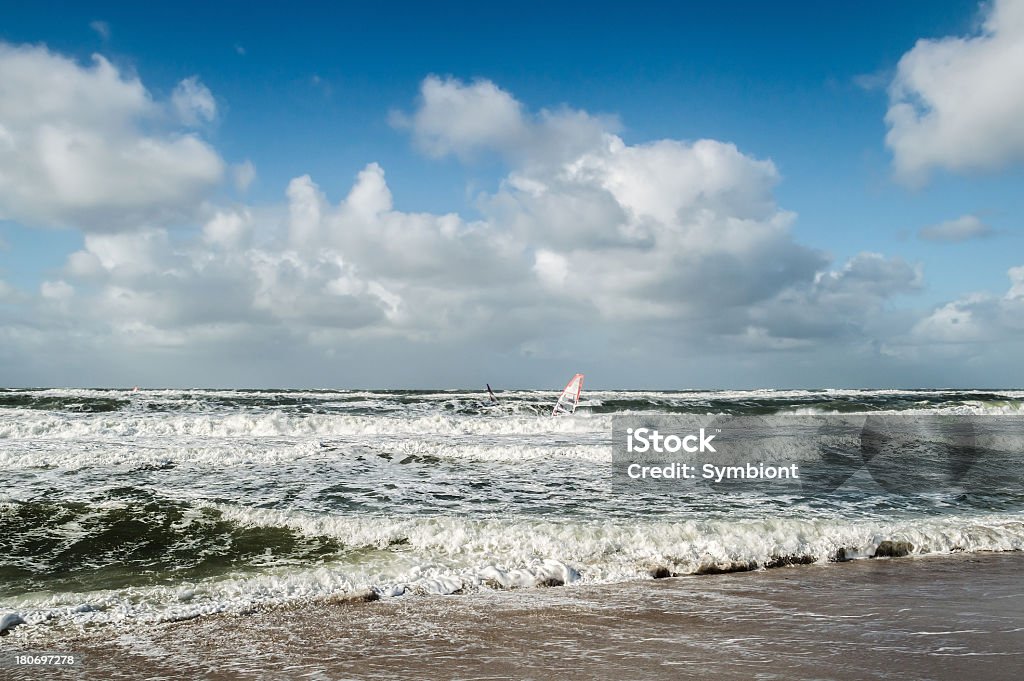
top-left (0, 0), bottom-right (1023, 388)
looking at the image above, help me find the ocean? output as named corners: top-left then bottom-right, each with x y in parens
top-left (2, 387), bottom-right (1023, 635)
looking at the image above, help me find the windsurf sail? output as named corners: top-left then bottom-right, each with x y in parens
top-left (552, 373), bottom-right (584, 416)
top-left (486, 383), bottom-right (498, 404)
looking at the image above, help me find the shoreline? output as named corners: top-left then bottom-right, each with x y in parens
top-left (5, 551), bottom-right (1023, 680)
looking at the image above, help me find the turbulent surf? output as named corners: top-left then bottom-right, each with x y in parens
top-left (1, 387), bottom-right (1023, 632)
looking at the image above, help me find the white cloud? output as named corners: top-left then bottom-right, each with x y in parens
top-left (1, 71), bottom-right (1020, 385)
top-left (392, 75), bottom-right (527, 160)
top-left (1008, 266), bottom-right (1024, 299)
top-left (344, 162), bottom-right (393, 219)
top-left (886, 0), bottom-right (1024, 184)
top-left (233, 160), bottom-right (256, 192)
top-left (746, 253), bottom-right (922, 343)
top-left (172, 76), bottom-right (217, 126)
top-left (918, 214), bottom-right (992, 242)
top-left (533, 250), bottom-right (569, 289)
top-left (286, 174), bottom-right (326, 249)
top-left (40, 279), bottom-right (74, 301)
top-left (816, 252), bottom-right (923, 296)
top-left (392, 75), bottom-right (615, 167)
top-left (911, 296), bottom-right (990, 343)
top-left (18, 78), bottom-right (839, 359)
top-left (390, 77), bottom-right (818, 332)
top-left (0, 43), bottom-right (224, 230)
top-left (0, 278), bottom-right (14, 301)
top-left (910, 267), bottom-right (1024, 345)
top-left (89, 20), bottom-right (110, 41)
top-left (483, 133), bottom-right (825, 326)
top-left (72, 228), bottom-right (172, 278)
top-left (569, 137), bottom-right (780, 226)
top-left (852, 70), bottom-right (890, 92)
top-left (203, 209), bottom-right (251, 248)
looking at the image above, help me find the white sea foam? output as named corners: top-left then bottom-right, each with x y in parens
top-left (6, 509), bottom-right (1022, 629)
top-left (3, 388), bottom-right (1023, 637)
top-left (0, 436), bottom-right (610, 473)
top-left (212, 506), bottom-right (1024, 572)
top-left (3, 399), bottom-right (1022, 443)
top-left (0, 410), bottom-right (610, 440)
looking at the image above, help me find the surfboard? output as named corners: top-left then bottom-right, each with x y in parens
top-left (552, 373), bottom-right (584, 416)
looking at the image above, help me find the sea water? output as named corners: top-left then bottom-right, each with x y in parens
top-left (1, 388), bottom-right (1023, 631)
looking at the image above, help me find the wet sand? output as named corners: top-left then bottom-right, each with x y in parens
top-left (6, 552), bottom-right (1024, 680)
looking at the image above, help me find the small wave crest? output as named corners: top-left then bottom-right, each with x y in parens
top-left (0, 411), bottom-right (609, 440)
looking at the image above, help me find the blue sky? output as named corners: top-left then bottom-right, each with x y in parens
top-left (0, 1), bottom-right (1022, 387)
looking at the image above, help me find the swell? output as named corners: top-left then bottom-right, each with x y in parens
top-left (0, 498), bottom-right (344, 597)
top-left (3, 405), bottom-right (1023, 441)
top-left (0, 393), bottom-right (128, 413)
top-left (0, 411), bottom-right (609, 440)
top-left (1, 388), bottom-right (1023, 420)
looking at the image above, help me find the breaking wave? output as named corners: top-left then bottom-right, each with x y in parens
top-left (4, 499), bottom-right (1022, 627)
top-left (2, 387), bottom-right (1022, 635)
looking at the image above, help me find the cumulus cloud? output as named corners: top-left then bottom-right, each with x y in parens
top-left (478, 124), bottom-right (828, 330)
top-left (40, 279), bottom-right (74, 301)
top-left (202, 208), bottom-right (251, 248)
top-left (1, 69), bottom-right (1019, 385)
top-left (911, 296), bottom-right (992, 344)
top-left (6, 76), bottom-right (909, 370)
top-left (747, 253), bottom-right (922, 343)
top-left (69, 228), bottom-right (173, 279)
top-left (910, 267), bottom-right (1024, 345)
top-left (0, 43), bottom-right (224, 230)
top-left (392, 75), bottom-right (616, 167)
top-left (391, 76), bottom-right (526, 160)
top-left (50, 189), bottom-right (411, 350)
top-left (886, 0), bottom-right (1024, 184)
top-left (918, 214), bottom-right (993, 242)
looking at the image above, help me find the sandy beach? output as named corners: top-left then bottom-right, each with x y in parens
top-left (5, 552), bottom-right (1022, 680)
